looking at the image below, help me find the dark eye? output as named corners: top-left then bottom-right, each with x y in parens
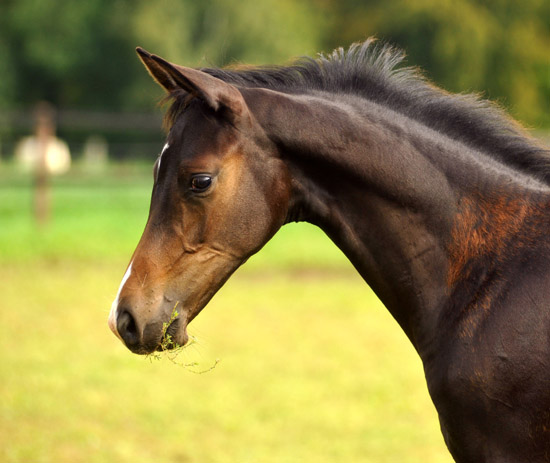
top-left (190, 175), bottom-right (212, 193)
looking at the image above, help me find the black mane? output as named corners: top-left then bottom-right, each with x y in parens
top-left (166, 39), bottom-right (550, 183)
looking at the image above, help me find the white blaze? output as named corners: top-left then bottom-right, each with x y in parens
top-left (157, 143), bottom-right (169, 176)
top-left (108, 261), bottom-right (133, 337)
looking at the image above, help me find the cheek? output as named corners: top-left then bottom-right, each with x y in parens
top-left (207, 171), bottom-right (286, 255)
top-left (207, 192), bottom-right (270, 253)
top-left (180, 203), bottom-right (207, 246)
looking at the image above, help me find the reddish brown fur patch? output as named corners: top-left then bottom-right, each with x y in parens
top-left (448, 194), bottom-right (532, 288)
top-left (447, 192), bottom-right (548, 337)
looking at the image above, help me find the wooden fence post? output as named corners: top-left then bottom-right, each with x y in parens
top-left (33, 102), bottom-right (56, 227)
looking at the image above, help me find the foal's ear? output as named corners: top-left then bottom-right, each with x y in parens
top-left (136, 47), bottom-right (246, 118)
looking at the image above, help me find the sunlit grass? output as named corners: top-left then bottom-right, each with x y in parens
top-left (0, 263), bottom-right (450, 463)
top-left (0, 165), bottom-right (452, 462)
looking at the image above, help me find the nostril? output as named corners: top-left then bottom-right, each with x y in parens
top-left (117, 309), bottom-right (140, 348)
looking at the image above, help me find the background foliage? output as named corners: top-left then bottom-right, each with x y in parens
top-left (0, 0), bottom-right (548, 126)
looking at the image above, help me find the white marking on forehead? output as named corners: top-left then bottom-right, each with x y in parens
top-left (157, 143), bottom-right (170, 174)
top-left (108, 260), bottom-right (133, 337)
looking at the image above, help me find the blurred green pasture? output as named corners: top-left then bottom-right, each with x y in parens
top-left (0, 163), bottom-right (452, 462)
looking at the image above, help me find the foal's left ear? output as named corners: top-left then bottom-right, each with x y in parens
top-left (136, 47), bottom-right (246, 119)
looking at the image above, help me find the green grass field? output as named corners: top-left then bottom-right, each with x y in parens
top-left (0, 163), bottom-right (452, 462)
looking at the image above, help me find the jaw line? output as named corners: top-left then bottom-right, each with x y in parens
top-left (155, 254), bottom-right (244, 351)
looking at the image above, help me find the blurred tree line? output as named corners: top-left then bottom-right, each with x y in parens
top-left (0, 0), bottom-right (548, 127)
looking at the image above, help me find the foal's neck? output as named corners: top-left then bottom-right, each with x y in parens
top-left (248, 89), bottom-right (459, 350)
top-left (247, 88), bottom-right (547, 355)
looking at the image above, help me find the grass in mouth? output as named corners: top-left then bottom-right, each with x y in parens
top-left (146, 302), bottom-right (220, 374)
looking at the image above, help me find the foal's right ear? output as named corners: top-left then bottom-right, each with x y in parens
top-left (136, 47), bottom-right (247, 120)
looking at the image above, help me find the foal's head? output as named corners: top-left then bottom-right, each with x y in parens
top-left (108, 49), bottom-right (290, 353)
